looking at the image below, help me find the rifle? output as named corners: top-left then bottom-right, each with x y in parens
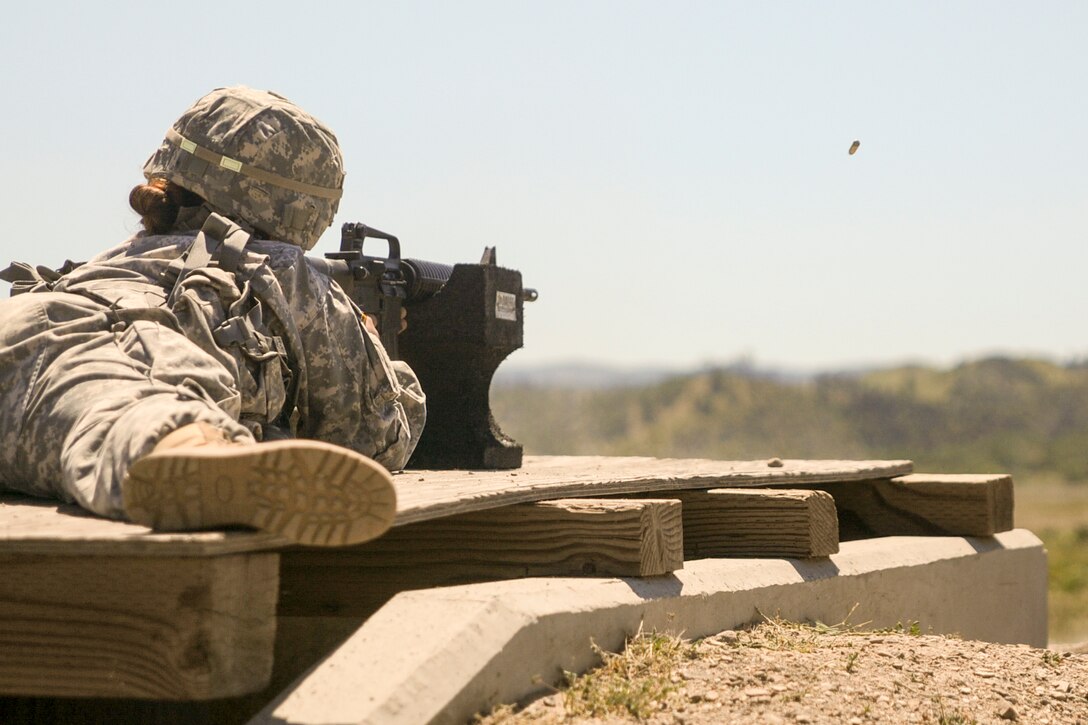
top-left (308, 222), bottom-right (538, 470)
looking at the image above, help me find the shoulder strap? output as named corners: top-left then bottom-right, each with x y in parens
top-left (195, 213), bottom-right (251, 274)
top-left (168, 213), bottom-right (252, 303)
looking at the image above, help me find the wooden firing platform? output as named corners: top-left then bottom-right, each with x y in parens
top-left (0, 455), bottom-right (1016, 719)
top-left (389, 456), bottom-right (914, 524)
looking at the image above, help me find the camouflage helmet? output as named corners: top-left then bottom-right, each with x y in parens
top-left (143, 86), bottom-right (345, 250)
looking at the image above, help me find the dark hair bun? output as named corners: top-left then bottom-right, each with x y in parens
top-left (129, 178), bottom-right (202, 234)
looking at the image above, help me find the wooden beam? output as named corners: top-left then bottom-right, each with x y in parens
top-left (673, 488), bottom-right (838, 558)
top-left (279, 498), bottom-right (683, 617)
top-left (0, 617), bottom-right (363, 724)
top-left (0, 551), bottom-right (278, 700)
top-left (777, 474), bottom-right (1014, 540)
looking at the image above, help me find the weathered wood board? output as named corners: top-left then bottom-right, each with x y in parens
top-left (0, 497), bottom-right (282, 701)
top-left (279, 498), bottom-right (684, 617)
top-left (607, 487), bottom-right (840, 558)
top-left (0, 617), bottom-right (361, 725)
top-left (673, 488), bottom-right (838, 559)
top-left (0, 457), bottom-right (895, 542)
top-left (391, 456), bottom-right (913, 526)
top-left (0, 495), bottom-right (283, 555)
top-left (0, 457), bottom-right (911, 550)
top-left (0, 551), bottom-right (278, 700)
top-left (775, 473), bottom-right (1014, 539)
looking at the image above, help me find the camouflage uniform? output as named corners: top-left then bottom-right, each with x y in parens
top-left (0, 213), bottom-right (424, 519)
top-left (0, 87), bottom-right (425, 525)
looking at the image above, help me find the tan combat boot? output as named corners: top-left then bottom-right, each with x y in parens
top-left (122, 422), bottom-right (397, 547)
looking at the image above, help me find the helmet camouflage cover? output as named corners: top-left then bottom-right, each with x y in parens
top-left (143, 86), bottom-right (345, 250)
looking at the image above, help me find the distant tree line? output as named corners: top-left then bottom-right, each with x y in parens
top-left (491, 357), bottom-right (1088, 484)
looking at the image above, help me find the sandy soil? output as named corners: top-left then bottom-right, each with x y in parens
top-left (490, 622), bottom-right (1088, 724)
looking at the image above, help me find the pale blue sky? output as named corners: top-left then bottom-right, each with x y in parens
top-left (1, 1), bottom-right (1084, 372)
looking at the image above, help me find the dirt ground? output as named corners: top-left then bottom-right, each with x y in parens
top-left (483, 621), bottom-right (1088, 724)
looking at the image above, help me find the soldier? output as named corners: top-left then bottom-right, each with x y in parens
top-left (0, 86), bottom-right (425, 547)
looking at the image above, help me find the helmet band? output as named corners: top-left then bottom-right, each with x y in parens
top-left (164, 127), bottom-right (343, 201)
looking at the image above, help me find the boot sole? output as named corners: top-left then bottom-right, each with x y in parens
top-left (122, 440), bottom-right (397, 547)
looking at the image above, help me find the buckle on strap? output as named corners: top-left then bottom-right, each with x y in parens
top-left (200, 214), bottom-right (250, 274)
top-left (213, 314), bottom-right (286, 362)
top-left (105, 306), bottom-right (181, 331)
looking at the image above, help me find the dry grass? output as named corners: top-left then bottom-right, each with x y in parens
top-left (558, 628), bottom-right (696, 720)
top-left (477, 614), bottom-right (929, 723)
top-left (1015, 481), bottom-right (1088, 644)
top-left (475, 626), bottom-right (696, 723)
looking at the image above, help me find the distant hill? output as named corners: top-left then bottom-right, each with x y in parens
top-left (493, 361), bottom-right (683, 389)
top-left (493, 358), bottom-right (812, 389)
top-left (491, 357), bottom-right (1088, 485)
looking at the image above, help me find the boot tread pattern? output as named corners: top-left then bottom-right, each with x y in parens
top-left (123, 440), bottom-right (396, 547)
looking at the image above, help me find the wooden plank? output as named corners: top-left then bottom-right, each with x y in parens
top-left (672, 488), bottom-right (838, 558)
top-left (278, 498), bottom-right (684, 617)
top-left (0, 457), bottom-right (911, 554)
top-left (0, 494), bottom-right (283, 555)
top-left (0, 617), bottom-right (364, 724)
top-left (393, 455), bottom-right (912, 526)
top-left (776, 473), bottom-right (1014, 540)
top-left (0, 551), bottom-right (279, 700)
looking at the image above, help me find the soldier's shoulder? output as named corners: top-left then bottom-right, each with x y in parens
top-left (249, 239), bottom-right (306, 267)
top-left (91, 232), bottom-right (196, 263)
